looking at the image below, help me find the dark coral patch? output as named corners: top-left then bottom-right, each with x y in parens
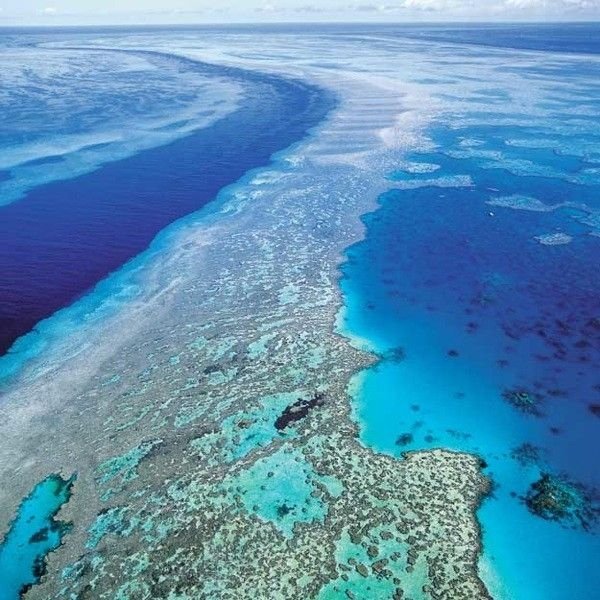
top-left (502, 388), bottom-right (543, 416)
top-left (589, 404), bottom-right (600, 418)
top-left (384, 346), bottom-right (406, 363)
top-left (511, 443), bottom-right (543, 467)
top-left (395, 433), bottom-right (414, 447)
top-left (32, 556), bottom-right (46, 580)
top-left (275, 393), bottom-right (325, 431)
top-left (276, 503), bottom-right (293, 518)
top-left (28, 528), bottom-right (50, 544)
top-left (525, 473), bottom-right (599, 532)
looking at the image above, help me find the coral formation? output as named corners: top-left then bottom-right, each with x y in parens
top-left (525, 474), bottom-right (599, 532)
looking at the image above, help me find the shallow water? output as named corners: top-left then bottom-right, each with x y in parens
top-left (0, 474), bottom-right (75, 600)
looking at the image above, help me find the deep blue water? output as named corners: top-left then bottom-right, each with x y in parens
top-left (3, 22), bottom-right (598, 54)
top-left (382, 22), bottom-right (600, 55)
top-left (342, 95), bottom-right (600, 600)
top-left (334, 28), bottom-right (600, 598)
top-left (0, 23), bottom-right (596, 360)
top-left (0, 43), bottom-right (331, 358)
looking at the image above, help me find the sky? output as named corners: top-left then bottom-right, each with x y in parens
top-left (0, 0), bottom-right (598, 26)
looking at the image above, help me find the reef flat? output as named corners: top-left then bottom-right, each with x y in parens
top-left (0, 30), bottom-right (494, 599)
top-left (0, 158), bottom-right (490, 599)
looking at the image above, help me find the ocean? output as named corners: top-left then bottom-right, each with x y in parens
top-left (0, 22), bottom-right (598, 600)
top-left (0, 31), bottom-right (330, 361)
top-left (339, 23), bottom-right (600, 600)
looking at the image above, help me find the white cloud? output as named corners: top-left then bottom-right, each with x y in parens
top-left (0, 0), bottom-right (597, 24)
top-left (255, 2), bottom-right (277, 11)
top-left (503, 0), bottom-right (543, 7)
top-left (351, 0), bottom-right (463, 11)
top-left (502, 0), bottom-right (598, 9)
top-left (352, 3), bottom-right (401, 11)
top-left (294, 4), bottom-right (328, 12)
top-left (560, 0), bottom-right (598, 8)
top-left (402, 0), bottom-right (460, 9)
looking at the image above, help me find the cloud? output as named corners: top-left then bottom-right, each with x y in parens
top-left (502, 0), bottom-right (598, 9)
top-left (402, 0), bottom-right (461, 9)
top-left (350, 0), bottom-right (467, 12)
top-left (1, 0), bottom-right (596, 24)
top-left (255, 2), bottom-right (278, 11)
top-left (351, 3), bottom-right (400, 11)
top-left (349, 0), bottom-right (600, 12)
top-left (503, 0), bottom-right (543, 6)
top-left (559, 0), bottom-right (598, 8)
top-left (294, 4), bottom-right (328, 12)
top-left (254, 2), bottom-right (330, 14)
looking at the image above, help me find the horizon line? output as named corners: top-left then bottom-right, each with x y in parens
top-left (1, 19), bottom-right (599, 30)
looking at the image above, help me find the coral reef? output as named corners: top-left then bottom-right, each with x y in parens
top-left (511, 443), bottom-right (544, 467)
top-left (525, 474), bottom-right (599, 532)
top-left (502, 389), bottom-right (543, 416)
top-left (0, 34), bottom-right (494, 600)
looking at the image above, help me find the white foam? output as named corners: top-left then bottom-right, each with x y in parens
top-left (534, 232), bottom-right (573, 246)
top-left (503, 137), bottom-right (600, 160)
top-left (481, 157), bottom-right (567, 181)
top-left (575, 210), bottom-right (600, 235)
top-left (446, 148), bottom-right (504, 161)
top-left (459, 138), bottom-right (485, 148)
top-left (487, 195), bottom-right (559, 212)
top-left (392, 174), bottom-right (473, 190)
top-left (400, 162), bottom-right (441, 174)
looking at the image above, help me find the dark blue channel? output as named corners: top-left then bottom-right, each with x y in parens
top-left (0, 51), bottom-right (333, 356)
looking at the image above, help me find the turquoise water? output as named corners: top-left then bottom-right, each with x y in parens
top-left (0, 474), bottom-right (75, 599)
top-left (341, 119), bottom-right (600, 599)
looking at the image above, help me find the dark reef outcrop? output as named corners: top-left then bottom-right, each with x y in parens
top-left (525, 473), bottom-right (599, 532)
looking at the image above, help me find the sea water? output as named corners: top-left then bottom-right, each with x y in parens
top-left (0, 24), bottom-right (598, 600)
top-left (340, 25), bottom-right (600, 600)
top-left (0, 29), bottom-right (331, 363)
top-left (0, 474), bottom-right (75, 600)
top-left (0, 27), bottom-right (334, 595)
